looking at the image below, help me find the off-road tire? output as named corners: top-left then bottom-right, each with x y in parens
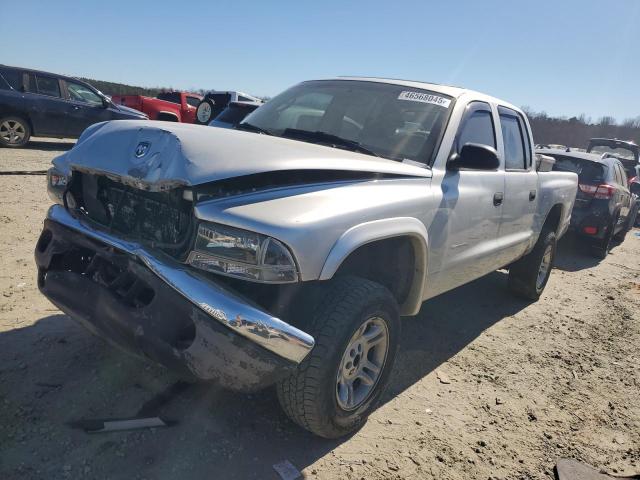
top-left (0, 116), bottom-right (31, 148)
top-left (277, 276), bottom-right (400, 438)
top-left (508, 229), bottom-right (557, 300)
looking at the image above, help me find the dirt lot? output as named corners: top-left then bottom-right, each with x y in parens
top-left (1, 139), bottom-right (639, 480)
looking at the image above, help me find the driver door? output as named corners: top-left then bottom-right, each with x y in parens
top-left (62, 80), bottom-right (111, 136)
top-left (428, 101), bottom-right (505, 295)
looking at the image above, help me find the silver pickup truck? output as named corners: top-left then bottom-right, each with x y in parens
top-left (36, 78), bottom-right (577, 438)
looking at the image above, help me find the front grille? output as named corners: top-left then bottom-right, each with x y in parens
top-left (69, 173), bottom-right (193, 257)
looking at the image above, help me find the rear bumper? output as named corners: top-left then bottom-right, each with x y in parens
top-left (569, 206), bottom-right (611, 240)
top-left (35, 205), bottom-right (314, 391)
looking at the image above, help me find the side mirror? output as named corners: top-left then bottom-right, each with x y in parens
top-left (448, 143), bottom-right (500, 171)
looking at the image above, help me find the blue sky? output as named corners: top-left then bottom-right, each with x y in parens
top-left (2, 0), bottom-right (639, 121)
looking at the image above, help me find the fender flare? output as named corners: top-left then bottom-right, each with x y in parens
top-left (156, 111), bottom-right (180, 122)
top-left (319, 217), bottom-right (428, 316)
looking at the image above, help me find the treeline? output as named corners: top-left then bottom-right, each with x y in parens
top-left (79, 78), bottom-right (169, 97)
top-left (524, 108), bottom-right (640, 148)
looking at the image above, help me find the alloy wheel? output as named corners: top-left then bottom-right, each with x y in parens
top-left (336, 316), bottom-right (389, 411)
top-left (536, 244), bottom-right (553, 290)
top-left (0, 120), bottom-right (26, 144)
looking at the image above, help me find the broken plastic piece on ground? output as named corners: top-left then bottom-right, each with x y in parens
top-left (273, 460), bottom-right (301, 480)
top-left (71, 417), bottom-right (172, 433)
top-left (556, 458), bottom-right (640, 480)
top-left (436, 370), bottom-right (451, 384)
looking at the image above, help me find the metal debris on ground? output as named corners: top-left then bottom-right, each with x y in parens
top-left (272, 460), bottom-right (302, 480)
top-left (556, 458), bottom-right (640, 480)
top-left (72, 417), bottom-right (171, 433)
top-left (0, 170), bottom-right (47, 176)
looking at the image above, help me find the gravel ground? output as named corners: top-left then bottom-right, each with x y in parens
top-left (1, 139), bottom-right (639, 480)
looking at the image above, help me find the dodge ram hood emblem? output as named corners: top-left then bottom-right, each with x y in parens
top-left (134, 141), bottom-right (151, 158)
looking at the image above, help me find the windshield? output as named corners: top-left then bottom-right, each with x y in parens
top-left (240, 80), bottom-right (452, 163)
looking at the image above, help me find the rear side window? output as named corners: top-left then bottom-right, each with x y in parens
top-left (35, 75), bottom-right (61, 98)
top-left (615, 163), bottom-right (628, 187)
top-left (457, 108), bottom-right (496, 151)
top-left (499, 111), bottom-right (526, 170)
top-left (551, 156), bottom-right (605, 184)
top-left (0, 68), bottom-right (23, 90)
top-left (186, 96), bottom-right (200, 107)
top-left (157, 92), bottom-right (181, 104)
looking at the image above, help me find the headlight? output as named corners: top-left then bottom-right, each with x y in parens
top-left (47, 167), bottom-right (69, 205)
top-left (187, 222), bottom-right (299, 283)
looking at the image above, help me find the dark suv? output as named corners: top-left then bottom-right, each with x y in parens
top-left (0, 65), bottom-right (147, 148)
top-left (541, 149), bottom-right (635, 258)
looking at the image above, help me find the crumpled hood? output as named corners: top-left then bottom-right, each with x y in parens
top-left (60, 120), bottom-right (430, 190)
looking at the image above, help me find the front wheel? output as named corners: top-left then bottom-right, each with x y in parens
top-left (277, 276), bottom-right (400, 438)
top-left (508, 230), bottom-right (557, 300)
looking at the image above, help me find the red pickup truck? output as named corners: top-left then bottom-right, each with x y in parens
top-left (111, 91), bottom-right (202, 123)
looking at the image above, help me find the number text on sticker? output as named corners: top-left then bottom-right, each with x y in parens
top-left (398, 91), bottom-right (451, 108)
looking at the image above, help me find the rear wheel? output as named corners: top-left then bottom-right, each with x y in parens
top-left (591, 217), bottom-right (616, 259)
top-left (0, 117), bottom-right (31, 147)
top-left (277, 276), bottom-right (400, 438)
top-left (614, 210), bottom-right (635, 242)
top-left (508, 229), bottom-right (557, 300)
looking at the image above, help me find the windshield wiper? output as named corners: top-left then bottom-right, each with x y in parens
top-left (281, 128), bottom-right (380, 158)
top-left (236, 122), bottom-right (272, 135)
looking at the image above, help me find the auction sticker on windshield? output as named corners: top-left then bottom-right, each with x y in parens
top-left (398, 91), bottom-right (451, 108)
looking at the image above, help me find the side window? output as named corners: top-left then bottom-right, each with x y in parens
top-left (157, 92), bottom-right (181, 104)
top-left (66, 81), bottom-right (103, 106)
top-left (0, 69), bottom-right (24, 91)
top-left (35, 75), bottom-right (61, 98)
top-left (499, 110), bottom-right (526, 170)
top-left (186, 96), bottom-right (200, 107)
top-left (456, 105), bottom-right (496, 152)
top-left (519, 116), bottom-right (532, 168)
top-left (617, 164), bottom-right (628, 187)
top-left (238, 95), bottom-right (253, 102)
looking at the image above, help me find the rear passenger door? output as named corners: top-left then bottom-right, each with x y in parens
top-left (495, 106), bottom-right (538, 265)
top-left (25, 74), bottom-right (69, 136)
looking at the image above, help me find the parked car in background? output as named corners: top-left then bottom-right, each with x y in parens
top-left (587, 138), bottom-right (640, 227)
top-left (208, 101), bottom-right (261, 129)
top-left (40, 77), bottom-right (577, 438)
top-left (542, 148), bottom-right (635, 257)
top-left (0, 65), bottom-right (147, 148)
top-left (111, 91), bottom-right (202, 123)
top-left (195, 90), bottom-right (262, 124)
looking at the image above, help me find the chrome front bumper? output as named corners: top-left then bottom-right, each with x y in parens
top-left (43, 205), bottom-right (315, 365)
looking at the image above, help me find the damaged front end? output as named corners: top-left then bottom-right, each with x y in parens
top-left (35, 205), bottom-right (314, 391)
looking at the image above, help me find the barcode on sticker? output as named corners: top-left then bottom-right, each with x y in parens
top-left (398, 91), bottom-right (451, 108)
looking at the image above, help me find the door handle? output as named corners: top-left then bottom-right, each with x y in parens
top-left (72, 105), bottom-right (81, 110)
top-left (493, 192), bottom-right (504, 206)
top-left (529, 189), bottom-right (537, 201)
